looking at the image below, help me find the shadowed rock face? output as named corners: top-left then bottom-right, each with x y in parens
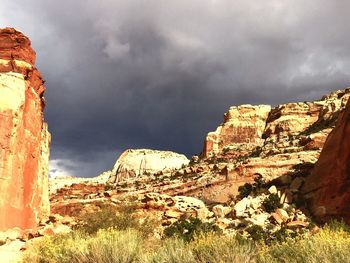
top-left (303, 98), bottom-right (350, 224)
top-left (0, 28), bottom-right (50, 230)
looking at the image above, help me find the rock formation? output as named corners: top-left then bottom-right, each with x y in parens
top-left (47, 88), bottom-right (350, 242)
top-left (202, 105), bottom-right (271, 158)
top-left (193, 89), bottom-right (350, 202)
top-left (204, 90), bottom-right (350, 160)
top-left (0, 28), bottom-right (50, 231)
top-left (302, 98), bottom-right (350, 224)
top-left (108, 149), bottom-right (189, 183)
top-left (93, 89), bottom-right (350, 204)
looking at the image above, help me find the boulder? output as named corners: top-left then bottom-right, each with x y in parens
top-left (275, 208), bottom-right (289, 222)
top-left (173, 196), bottom-right (211, 220)
top-left (250, 213), bottom-right (270, 226)
top-left (164, 209), bottom-right (183, 219)
top-left (272, 212), bottom-right (284, 225)
top-left (268, 185), bottom-right (278, 194)
top-left (287, 221), bottom-right (309, 229)
top-left (212, 205), bottom-right (232, 218)
top-left (234, 198), bottom-right (250, 217)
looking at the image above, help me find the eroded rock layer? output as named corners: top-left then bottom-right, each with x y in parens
top-left (108, 149), bottom-right (189, 183)
top-left (100, 89), bottom-right (350, 204)
top-left (193, 89), bottom-right (350, 202)
top-left (0, 28), bottom-right (50, 230)
top-left (302, 98), bottom-right (350, 224)
top-left (202, 105), bottom-right (271, 158)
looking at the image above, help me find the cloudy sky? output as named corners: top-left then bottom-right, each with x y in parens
top-left (1, 0), bottom-right (350, 177)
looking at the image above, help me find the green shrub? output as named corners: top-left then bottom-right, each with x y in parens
top-left (262, 194), bottom-right (282, 213)
top-left (272, 227), bottom-right (295, 243)
top-left (246, 225), bottom-right (268, 241)
top-left (238, 175), bottom-right (266, 199)
top-left (250, 146), bottom-right (262, 157)
top-left (238, 183), bottom-right (253, 198)
top-left (104, 184), bottom-right (115, 191)
top-left (222, 147), bottom-right (230, 154)
top-left (164, 216), bottom-right (222, 242)
top-left (23, 219), bottom-right (350, 263)
top-left (120, 182), bottom-right (128, 188)
top-left (253, 174), bottom-right (265, 189)
top-left (75, 204), bottom-right (158, 237)
top-left (245, 224), bottom-right (298, 244)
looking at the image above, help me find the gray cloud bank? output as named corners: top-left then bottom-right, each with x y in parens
top-left (1, 0), bottom-right (349, 177)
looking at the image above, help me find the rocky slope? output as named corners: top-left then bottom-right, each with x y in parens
top-left (0, 28), bottom-right (50, 231)
top-left (303, 97), bottom-right (350, 224)
top-left (46, 88), bottom-right (350, 238)
top-left (48, 88), bottom-right (350, 210)
top-left (192, 89), bottom-right (350, 202)
top-left (19, 87), bottom-right (345, 263)
top-left (100, 89), bottom-right (349, 204)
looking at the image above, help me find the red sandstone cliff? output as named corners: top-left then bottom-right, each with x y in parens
top-left (302, 98), bottom-right (350, 224)
top-left (0, 28), bottom-right (50, 230)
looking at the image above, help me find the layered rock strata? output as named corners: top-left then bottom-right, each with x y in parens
top-left (0, 28), bottom-right (50, 230)
top-left (204, 90), bottom-right (350, 160)
top-left (302, 98), bottom-right (350, 224)
top-left (99, 89), bottom-right (350, 204)
top-left (194, 89), bottom-right (350, 202)
top-left (202, 105), bottom-right (271, 158)
top-left (108, 149), bottom-right (189, 183)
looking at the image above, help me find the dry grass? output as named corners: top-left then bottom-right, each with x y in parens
top-left (23, 207), bottom-right (350, 263)
top-left (258, 221), bottom-right (350, 263)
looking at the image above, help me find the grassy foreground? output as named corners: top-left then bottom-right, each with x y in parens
top-left (24, 207), bottom-right (350, 263)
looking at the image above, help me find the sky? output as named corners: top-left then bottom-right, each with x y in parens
top-left (1, 0), bottom-right (350, 177)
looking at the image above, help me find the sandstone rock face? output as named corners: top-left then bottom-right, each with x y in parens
top-left (108, 149), bottom-right (189, 183)
top-left (204, 90), bottom-right (349, 160)
top-left (0, 28), bottom-right (50, 231)
top-left (302, 98), bottom-right (350, 224)
top-left (197, 89), bottom-right (350, 202)
top-left (202, 105), bottom-right (271, 158)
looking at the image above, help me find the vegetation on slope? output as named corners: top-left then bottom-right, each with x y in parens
top-left (24, 206), bottom-right (350, 263)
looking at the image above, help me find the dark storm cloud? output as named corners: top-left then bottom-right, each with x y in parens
top-left (1, 0), bottom-right (350, 177)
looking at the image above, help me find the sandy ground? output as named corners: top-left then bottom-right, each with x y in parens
top-left (0, 240), bottom-right (24, 263)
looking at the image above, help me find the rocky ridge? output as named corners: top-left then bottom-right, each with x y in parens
top-left (45, 88), bottom-right (350, 246)
top-left (100, 89), bottom-right (350, 204)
